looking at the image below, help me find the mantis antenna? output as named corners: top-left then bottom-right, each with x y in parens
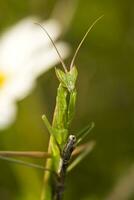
top-left (70, 15), bottom-right (104, 69)
top-left (35, 23), bottom-right (67, 73)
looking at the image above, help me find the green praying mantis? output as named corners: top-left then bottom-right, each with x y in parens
top-left (0, 15), bottom-right (103, 200)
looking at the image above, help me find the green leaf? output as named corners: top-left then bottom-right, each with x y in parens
top-left (76, 122), bottom-right (95, 145)
top-left (0, 156), bottom-right (46, 170)
top-left (67, 141), bottom-right (96, 172)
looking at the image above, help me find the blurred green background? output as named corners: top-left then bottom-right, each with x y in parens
top-left (0, 0), bottom-right (134, 200)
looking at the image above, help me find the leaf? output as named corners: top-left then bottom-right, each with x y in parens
top-left (67, 141), bottom-right (96, 172)
top-left (76, 122), bottom-right (95, 145)
top-left (0, 155), bottom-right (46, 170)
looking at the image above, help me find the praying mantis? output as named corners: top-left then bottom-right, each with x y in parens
top-left (0, 15), bottom-right (103, 200)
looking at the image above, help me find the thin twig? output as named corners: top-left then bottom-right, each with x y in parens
top-left (0, 151), bottom-right (51, 158)
top-left (0, 144), bottom-right (89, 159)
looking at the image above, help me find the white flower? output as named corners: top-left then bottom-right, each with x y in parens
top-left (0, 17), bottom-right (70, 130)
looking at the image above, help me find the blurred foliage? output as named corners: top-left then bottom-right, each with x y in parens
top-left (0, 0), bottom-right (134, 200)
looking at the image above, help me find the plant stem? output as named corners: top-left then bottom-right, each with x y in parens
top-left (41, 137), bottom-right (53, 200)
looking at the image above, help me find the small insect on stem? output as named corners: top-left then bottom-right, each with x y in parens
top-left (55, 135), bottom-right (76, 200)
top-left (58, 135), bottom-right (76, 176)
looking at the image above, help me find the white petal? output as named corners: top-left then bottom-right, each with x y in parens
top-left (1, 42), bottom-right (69, 101)
top-left (0, 17), bottom-right (62, 73)
top-left (25, 41), bottom-right (70, 78)
top-left (0, 99), bottom-right (17, 130)
top-left (2, 72), bottom-right (36, 101)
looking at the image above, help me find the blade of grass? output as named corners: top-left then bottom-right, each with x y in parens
top-left (67, 141), bottom-right (96, 172)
